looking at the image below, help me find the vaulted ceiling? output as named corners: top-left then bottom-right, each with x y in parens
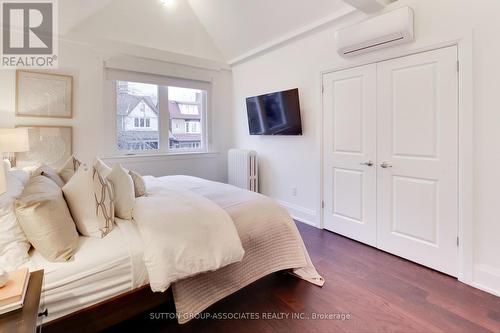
top-left (186, 0), bottom-right (351, 62)
top-left (62, 0), bottom-right (389, 64)
top-left (58, 0), bottom-right (113, 35)
top-left (63, 0), bottom-right (225, 62)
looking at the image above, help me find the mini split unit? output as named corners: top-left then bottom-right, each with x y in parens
top-left (336, 6), bottom-right (414, 57)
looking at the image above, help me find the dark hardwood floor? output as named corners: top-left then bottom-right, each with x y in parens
top-left (105, 222), bottom-right (500, 333)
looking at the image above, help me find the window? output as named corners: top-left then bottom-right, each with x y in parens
top-left (133, 117), bottom-right (151, 129)
top-left (168, 86), bottom-right (204, 151)
top-left (116, 81), bottom-right (159, 151)
top-left (114, 79), bottom-right (207, 153)
top-left (185, 121), bottom-right (200, 133)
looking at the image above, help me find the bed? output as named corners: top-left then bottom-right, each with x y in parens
top-left (24, 175), bottom-right (323, 331)
top-left (27, 219), bottom-right (148, 323)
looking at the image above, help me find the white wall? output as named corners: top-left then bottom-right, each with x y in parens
top-left (0, 40), bottom-right (105, 164)
top-left (0, 39), bottom-right (234, 183)
top-left (231, 0), bottom-right (500, 295)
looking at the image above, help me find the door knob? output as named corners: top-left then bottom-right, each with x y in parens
top-left (380, 162), bottom-right (392, 168)
top-left (360, 160), bottom-right (374, 167)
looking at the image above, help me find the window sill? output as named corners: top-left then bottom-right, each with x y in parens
top-left (101, 151), bottom-right (220, 163)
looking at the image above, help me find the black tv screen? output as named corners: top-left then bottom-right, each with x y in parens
top-left (246, 88), bottom-right (302, 135)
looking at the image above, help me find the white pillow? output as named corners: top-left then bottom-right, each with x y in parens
top-left (22, 164), bottom-right (42, 177)
top-left (107, 164), bottom-right (135, 220)
top-left (8, 170), bottom-right (29, 185)
top-left (2, 159), bottom-right (11, 173)
top-left (0, 170), bottom-right (31, 270)
top-left (32, 164), bottom-right (65, 187)
top-left (62, 166), bottom-right (115, 238)
top-left (94, 158), bottom-right (112, 178)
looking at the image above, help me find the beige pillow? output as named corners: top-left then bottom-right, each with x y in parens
top-left (129, 170), bottom-right (146, 197)
top-left (58, 156), bottom-right (81, 183)
top-left (33, 165), bottom-right (65, 187)
top-left (15, 176), bottom-right (79, 262)
top-left (107, 164), bottom-right (135, 219)
top-left (62, 166), bottom-right (115, 238)
top-left (94, 158), bottom-right (112, 178)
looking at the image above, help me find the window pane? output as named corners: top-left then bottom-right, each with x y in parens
top-left (168, 86), bottom-right (204, 151)
top-left (168, 86), bottom-right (198, 103)
top-left (116, 81), bottom-right (159, 151)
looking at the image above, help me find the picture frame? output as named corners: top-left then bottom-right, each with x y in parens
top-left (16, 70), bottom-right (73, 119)
top-left (15, 126), bottom-right (73, 168)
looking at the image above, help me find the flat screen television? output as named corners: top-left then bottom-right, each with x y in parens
top-left (246, 88), bottom-right (303, 135)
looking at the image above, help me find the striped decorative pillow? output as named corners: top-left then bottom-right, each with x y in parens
top-left (92, 167), bottom-right (115, 237)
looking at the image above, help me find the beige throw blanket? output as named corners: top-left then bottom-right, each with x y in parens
top-left (144, 176), bottom-right (324, 324)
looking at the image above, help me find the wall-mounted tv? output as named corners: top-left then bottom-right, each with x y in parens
top-left (246, 88), bottom-right (303, 135)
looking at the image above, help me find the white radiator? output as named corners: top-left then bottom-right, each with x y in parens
top-left (228, 149), bottom-right (258, 192)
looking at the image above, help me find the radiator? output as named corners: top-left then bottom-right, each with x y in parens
top-left (228, 149), bottom-right (258, 192)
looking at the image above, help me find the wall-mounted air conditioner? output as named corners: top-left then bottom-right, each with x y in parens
top-left (335, 6), bottom-right (414, 57)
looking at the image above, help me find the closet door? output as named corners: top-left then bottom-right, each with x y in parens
top-left (376, 46), bottom-right (458, 276)
top-left (323, 64), bottom-right (377, 246)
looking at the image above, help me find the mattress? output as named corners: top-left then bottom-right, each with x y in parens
top-left (27, 219), bottom-right (148, 323)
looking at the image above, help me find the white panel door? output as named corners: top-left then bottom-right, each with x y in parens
top-left (323, 64), bottom-right (377, 246)
top-left (376, 46), bottom-right (458, 276)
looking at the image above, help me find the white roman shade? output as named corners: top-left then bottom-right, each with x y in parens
top-left (105, 56), bottom-right (212, 91)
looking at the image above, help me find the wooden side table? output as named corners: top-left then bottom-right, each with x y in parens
top-left (0, 270), bottom-right (45, 333)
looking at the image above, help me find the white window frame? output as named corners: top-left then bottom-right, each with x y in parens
top-left (108, 69), bottom-right (210, 156)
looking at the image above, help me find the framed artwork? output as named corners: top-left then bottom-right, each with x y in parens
top-left (15, 126), bottom-right (73, 168)
top-left (16, 70), bottom-right (73, 118)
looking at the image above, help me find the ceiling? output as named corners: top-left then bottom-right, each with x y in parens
top-left (63, 0), bottom-right (363, 64)
top-left (65, 0), bottom-right (225, 62)
top-left (59, 0), bottom-right (114, 35)
top-left (187, 0), bottom-right (352, 62)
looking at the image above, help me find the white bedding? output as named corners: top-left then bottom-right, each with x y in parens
top-left (27, 219), bottom-right (148, 323)
top-left (133, 185), bottom-right (245, 292)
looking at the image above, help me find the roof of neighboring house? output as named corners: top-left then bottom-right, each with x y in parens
top-left (168, 101), bottom-right (201, 120)
top-left (171, 133), bottom-right (201, 142)
top-left (117, 94), bottom-right (159, 116)
top-left (117, 94), bottom-right (201, 120)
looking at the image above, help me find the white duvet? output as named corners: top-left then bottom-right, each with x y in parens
top-left (133, 187), bottom-right (245, 292)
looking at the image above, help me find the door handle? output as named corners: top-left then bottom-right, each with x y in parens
top-left (360, 160), bottom-right (374, 167)
top-left (380, 162), bottom-right (393, 168)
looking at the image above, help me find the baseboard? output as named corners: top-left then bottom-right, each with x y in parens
top-left (471, 264), bottom-right (500, 297)
top-left (277, 200), bottom-right (319, 228)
